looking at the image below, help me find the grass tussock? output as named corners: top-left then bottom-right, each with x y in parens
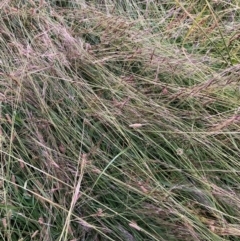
top-left (0, 0), bottom-right (240, 240)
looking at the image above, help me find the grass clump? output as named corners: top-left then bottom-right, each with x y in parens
top-left (0, 0), bottom-right (240, 240)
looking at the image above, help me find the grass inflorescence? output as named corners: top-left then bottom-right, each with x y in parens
top-left (0, 0), bottom-right (240, 240)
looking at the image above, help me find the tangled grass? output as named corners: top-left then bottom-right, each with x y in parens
top-left (0, 0), bottom-right (240, 240)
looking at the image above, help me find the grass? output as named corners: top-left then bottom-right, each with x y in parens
top-left (0, 0), bottom-right (240, 240)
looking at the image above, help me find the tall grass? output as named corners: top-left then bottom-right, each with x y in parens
top-left (0, 0), bottom-right (240, 240)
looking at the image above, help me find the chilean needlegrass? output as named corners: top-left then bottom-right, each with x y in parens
top-left (0, 0), bottom-right (240, 240)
